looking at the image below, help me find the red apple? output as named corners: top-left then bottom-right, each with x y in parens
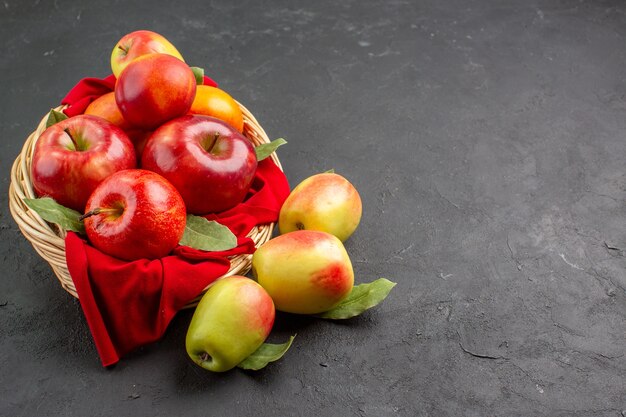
top-left (110, 30), bottom-right (184, 78)
top-left (82, 169), bottom-right (186, 261)
top-left (115, 53), bottom-right (196, 130)
top-left (141, 115), bottom-right (257, 214)
top-left (31, 115), bottom-right (136, 212)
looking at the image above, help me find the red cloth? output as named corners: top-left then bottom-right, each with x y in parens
top-left (62, 76), bottom-right (289, 367)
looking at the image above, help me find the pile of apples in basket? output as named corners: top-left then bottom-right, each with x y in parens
top-left (25, 30), bottom-right (395, 372)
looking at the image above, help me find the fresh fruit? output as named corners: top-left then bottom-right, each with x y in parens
top-left (279, 172), bottom-right (362, 242)
top-left (141, 115), bottom-right (257, 214)
top-left (185, 276), bottom-right (275, 372)
top-left (115, 53), bottom-right (196, 130)
top-left (189, 85), bottom-right (244, 133)
top-left (31, 115), bottom-right (136, 212)
top-left (82, 169), bottom-right (186, 261)
top-left (252, 230), bottom-right (354, 314)
top-left (84, 92), bottom-right (131, 130)
top-left (110, 30), bottom-right (184, 78)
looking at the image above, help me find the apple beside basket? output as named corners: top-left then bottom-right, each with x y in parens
top-left (8, 102), bottom-right (282, 308)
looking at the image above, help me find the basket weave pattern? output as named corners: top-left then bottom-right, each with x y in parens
top-left (9, 103), bottom-right (282, 305)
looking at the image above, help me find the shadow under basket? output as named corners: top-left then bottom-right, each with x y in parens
top-left (8, 103), bottom-right (282, 308)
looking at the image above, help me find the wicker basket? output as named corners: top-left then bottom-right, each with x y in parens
top-left (9, 103), bottom-right (282, 307)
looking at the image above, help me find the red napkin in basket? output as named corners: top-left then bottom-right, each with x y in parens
top-left (61, 76), bottom-right (289, 367)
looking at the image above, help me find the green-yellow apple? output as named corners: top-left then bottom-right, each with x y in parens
top-left (251, 230), bottom-right (354, 314)
top-left (279, 172), bottom-right (362, 242)
top-left (115, 53), bottom-right (196, 130)
top-left (110, 30), bottom-right (184, 77)
top-left (185, 276), bottom-right (275, 372)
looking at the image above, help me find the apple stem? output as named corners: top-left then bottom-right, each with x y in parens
top-left (117, 44), bottom-right (128, 55)
top-left (199, 352), bottom-right (212, 363)
top-left (79, 207), bottom-right (120, 221)
top-left (202, 133), bottom-right (220, 153)
top-left (64, 128), bottom-right (80, 151)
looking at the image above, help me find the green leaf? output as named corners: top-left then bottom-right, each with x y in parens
top-left (190, 66), bottom-right (204, 85)
top-left (45, 109), bottom-right (68, 128)
top-left (255, 138), bottom-right (287, 161)
top-left (237, 335), bottom-right (295, 371)
top-left (324, 168), bottom-right (335, 174)
top-left (23, 197), bottom-right (85, 234)
top-left (316, 278), bottom-right (396, 320)
top-left (179, 215), bottom-right (237, 251)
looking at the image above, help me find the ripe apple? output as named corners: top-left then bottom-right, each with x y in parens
top-left (31, 115), bottom-right (136, 212)
top-left (110, 30), bottom-right (184, 78)
top-left (185, 276), bottom-right (275, 372)
top-left (251, 230), bottom-right (354, 314)
top-left (279, 172), bottom-right (362, 242)
top-left (84, 92), bottom-right (131, 131)
top-left (115, 53), bottom-right (196, 130)
top-left (141, 115), bottom-right (257, 214)
top-left (82, 169), bottom-right (186, 261)
top-left (189, 85), bottom-right (244, 133)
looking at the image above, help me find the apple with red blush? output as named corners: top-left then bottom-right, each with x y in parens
top-left (110, 30), bottom-right (184, 77)
top-left (185, 276), bottom-right (275, 372)
top-left (141, 115), bottom-right (257, 214)
top-left (31, 115), bottom-right (136, 212)
top-left (251, 230), bottom-right (354, 314)
top-left (81, 169), bottom-right (186, 261)
top-left (279, 172), bottom-right (362, 242)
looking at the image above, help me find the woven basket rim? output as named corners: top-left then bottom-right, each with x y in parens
top-left (9, 102), bottom-right (282, 308)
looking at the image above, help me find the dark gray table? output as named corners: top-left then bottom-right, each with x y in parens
top-left (2, 1), bottom-right (625, 416)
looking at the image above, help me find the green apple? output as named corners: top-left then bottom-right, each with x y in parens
top-left (252, 230), bottom-right (354, 314)
top-left (278, 172), bottom-right (362, 242)
top-left (185, 276), bottom-right (275, 372)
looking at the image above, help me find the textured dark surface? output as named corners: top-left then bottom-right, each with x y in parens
top-left (1, 0), bottom-right (626, 416)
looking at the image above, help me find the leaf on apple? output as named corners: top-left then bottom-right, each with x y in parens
top-left (237, 335), bottom-right (296, 371)
top-left (316, 278), bottom-right (396, 320)
top-left (255, 138), bottom-right (287, 161)
top-left (45, 109), bottom-right (68, 128)
top-left (323, 168), bottom-right (335, 174)
top-left (179, 215), bottom-right (237, 251)
top-left (23, 197), bottom-right (85, 234)
top-left (190, 66), bottom-right (204, 85)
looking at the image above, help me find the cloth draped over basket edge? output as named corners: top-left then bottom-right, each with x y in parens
top-left (59, 75), bottom-right (290, 367)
